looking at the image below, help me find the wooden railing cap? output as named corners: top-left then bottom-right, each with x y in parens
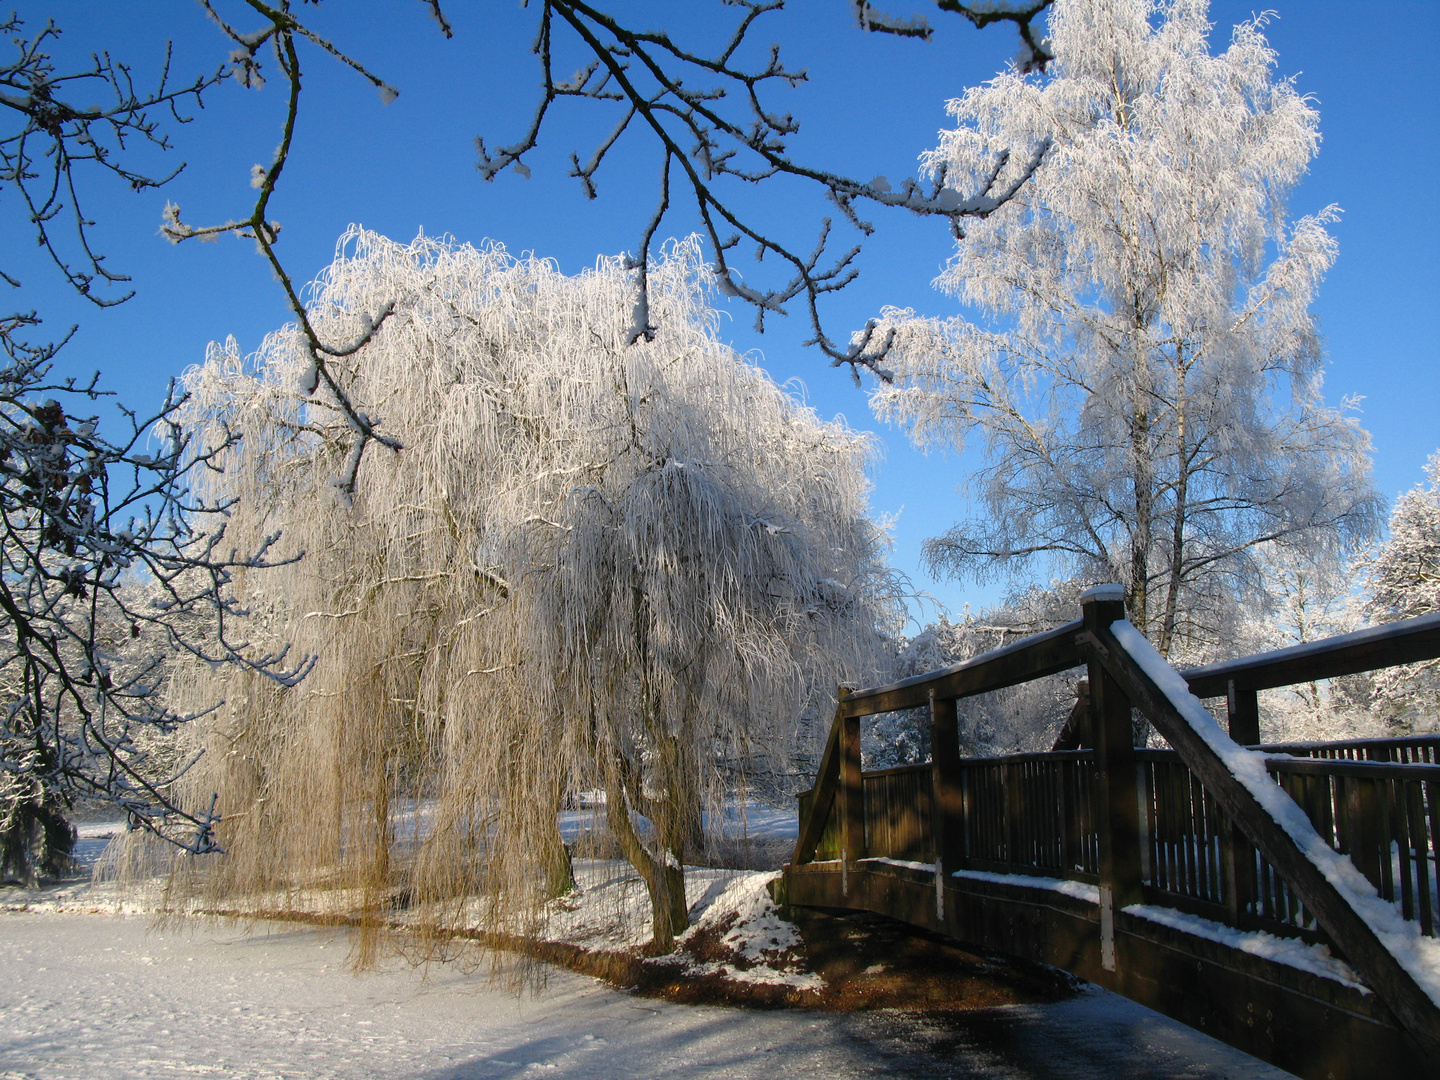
top-left (1181, 610), bottom-right (1440, 698)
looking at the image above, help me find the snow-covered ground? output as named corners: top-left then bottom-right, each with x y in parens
top-left (1, 910), bottom-right (1297, 1079)
top-left (0, 815), bottom-right (1311, 1077)
top-left (0, 819), bottom-right (1303, 1078)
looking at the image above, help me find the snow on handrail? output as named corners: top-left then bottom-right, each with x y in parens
top-left (1182, 611), bottom-right (1440, 697)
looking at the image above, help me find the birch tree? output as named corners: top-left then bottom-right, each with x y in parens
top-left (172, 229), bottom-right (899, 952)
top-left (870, 0), bottom-right (1379, 657)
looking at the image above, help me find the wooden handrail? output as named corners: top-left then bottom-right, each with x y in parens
top-left (1262, 756), bottom-right (1440, 781)
top-left (1182, 612), bottom-right (1440, 698)
top-left (860, 762), bottom-right (934, 779)
top-left (1130, 744), bottom-right (1440, 776)
top-left (839, 618), bottom-right (1085, 716)
top-left (1254, 734), bottom-right (1440, 762)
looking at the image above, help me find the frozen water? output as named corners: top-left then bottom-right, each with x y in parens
top-left (0, 910), bottom-right (1297, 1079)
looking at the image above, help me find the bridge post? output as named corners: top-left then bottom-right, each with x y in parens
top-left (930, 689), bottom-right (963, 920)
top-left (838, 686), bottom-right (864, 893)
top-left (1082, 585), bottom-right (1145, 974)
top-left (1222, 679), bottom-right (1260, 925)
top-left (1226, 678), bottom-right (1260, 745)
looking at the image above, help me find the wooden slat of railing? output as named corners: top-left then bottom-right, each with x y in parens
top-left (1397, 781), bottom-right (1417, 925)
top-left (1409, 783), bottom-right (1434, 936)
top-left (1089, 613), bottom-right (1440, 1059)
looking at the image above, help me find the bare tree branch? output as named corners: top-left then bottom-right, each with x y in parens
top-left (478, 1), bottom-right (1049, 381)
top-left (0, 15), bottom-right (224, 305)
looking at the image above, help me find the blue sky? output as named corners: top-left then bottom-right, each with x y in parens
top-left (6, 1), bottom-right (1437, 624)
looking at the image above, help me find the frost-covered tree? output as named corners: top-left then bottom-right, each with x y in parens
top-left (1357, 453), bottom-right (1440, 734)
top-left (870, 0), bottom-right (1380, 657)
top-left (1241, 542), bottom-right (1386, 744)
top-left (172, 230), bottom-right (899, 951)
top-left (1367, 453), bottom-right (1440, 624)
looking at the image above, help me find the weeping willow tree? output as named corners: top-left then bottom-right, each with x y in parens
top-left (168, 228), bottom-right (899, 952)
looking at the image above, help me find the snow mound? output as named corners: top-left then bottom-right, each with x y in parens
top-left (682, 871), bottom-right (801, 961)
top-left (675, 871), bottom-right (822, 990)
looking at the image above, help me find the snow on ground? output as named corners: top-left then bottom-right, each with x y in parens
top-left (0, 910), bottom-right (1299, 1079)
top-left (3, 824), bottom-right (1302, 1077)
top-left (673, 872), bottom-right (822, 990)
top-left (538, 861), bottom-right (748, 953)
top-left (8, 830), bottom-right (814, 994)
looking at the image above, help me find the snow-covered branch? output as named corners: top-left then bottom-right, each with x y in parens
top-left (478, 0), bottom-right (1050, 379)
top-left (0, 315), bottom-right (314, 872)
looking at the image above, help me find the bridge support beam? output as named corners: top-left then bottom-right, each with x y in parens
top-left (929, 689), bottom-right (963, 912)
top-left (1083, 586), bottom-right (1144, 972)
top-left (839, 691), bottom-right (864, 891)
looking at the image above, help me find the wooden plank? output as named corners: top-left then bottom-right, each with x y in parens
top-left (1266, 757), bottom-right (1440, 782)
top-left (1183, 612), bottom-right (1440, 699)
top-left (1256, 735), bottom-right (1440, 761)
top-left (861, 763), bottom-right (934, 779)
top-left (791, 702), bottom-right (844, 865)
top-left (1089, 616), bottom-right (1440, 1060)
top-left (839, 707), bottom-right (864, 871)
top-left (1408, 781), bottom-right (1434, 936)
top-left (930, 691), bottom-right (963, 884)
top-left (839, 619), bottom-right (1085, 717)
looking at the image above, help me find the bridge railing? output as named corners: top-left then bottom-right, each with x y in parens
top-left (1143, 747), bottom-right (1439, 938)
top-left (845, 746), bottom-right (1440, 941)
top-left (789, 595), bottom-right (1440, 1060)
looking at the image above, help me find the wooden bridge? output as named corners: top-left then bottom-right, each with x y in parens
top-left (778, 586), bottom-right (1440, 1080)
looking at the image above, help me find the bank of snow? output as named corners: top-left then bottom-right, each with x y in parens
top-left (535, 862), bottom-right (818, 991)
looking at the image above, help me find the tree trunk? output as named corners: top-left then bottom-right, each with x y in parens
top-left (1128, 394), bottom-right (1154, 638)
top-left (540, 782), bottom-right (575, 899)
top-left (603, 753), bottom-right (690, 952)
top-left (1160, 365), bottom-right (1190, 658)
